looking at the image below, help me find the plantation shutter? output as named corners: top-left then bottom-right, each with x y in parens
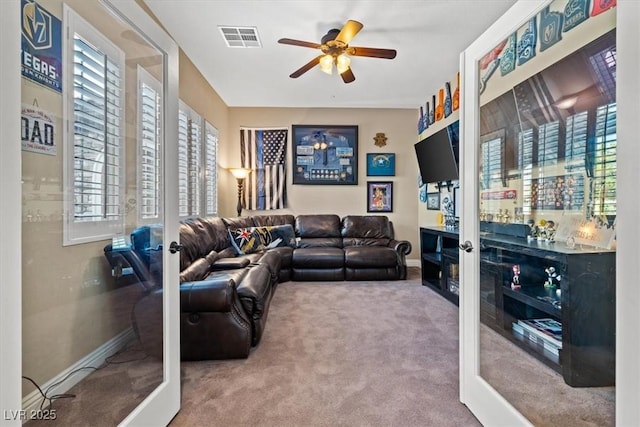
top-left (72, 35), bottom-right (123, 222)
top-left (139, 73), bottom-right (162, 220)
top-left (204, 122), bottom-right (219, 216)
top-left (592, 102), bottom-right (617, 216)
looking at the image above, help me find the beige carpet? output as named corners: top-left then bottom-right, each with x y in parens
top-left (171, 269), bottom-right (479, 427)
top-left (24, 267), bottom-right (615, 426)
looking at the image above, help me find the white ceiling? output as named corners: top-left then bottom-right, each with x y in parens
top-left (144, 0), bottom-right (517, 109)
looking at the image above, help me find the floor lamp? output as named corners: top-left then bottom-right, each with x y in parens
top-left (229, 167), bottom-right (252, 217)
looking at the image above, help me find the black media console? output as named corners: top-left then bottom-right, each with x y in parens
top-left (420, 225), bottom-right (615, 387)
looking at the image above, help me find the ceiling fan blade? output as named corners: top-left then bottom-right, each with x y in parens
top-left (289, 55), bottom-right (323, 78)
top-left (349, 46), bottom-right (397, 59)
top-left (278, 38), bottom-right (321, 49)
top-left (335, 20), bottom-right (363, 45)
top-left (340, 67), bottom-right (356, 84)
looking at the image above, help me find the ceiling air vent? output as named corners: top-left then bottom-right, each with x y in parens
top-left (218, 26), bottom-right (262, 48)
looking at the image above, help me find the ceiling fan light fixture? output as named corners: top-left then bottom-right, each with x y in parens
top-left (555, 95), bottom-right (579, 109)
top-left (336, 54), bottom-right (351, 74)
top-left (319, 54), bottom-right (333, 74)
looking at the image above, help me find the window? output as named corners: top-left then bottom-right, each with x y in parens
top-left (564, 111), bottom-right (588, 172)
top-left (518, 128), bottom-right (534, 214)
top-left (177, 101), bottom-right (201, 217)
top-left (137, 66), bottom-right (162, 222)
top-left (204, 122), bottom-right (219, 216)
top-left (481, 133), bottom-right (503, 190)
top-left (592, 102), bottom-right (617, 216)
top-left (63, 7), bottom-right (125, 245)
top-left (537, 121), bottom-right (559, 167)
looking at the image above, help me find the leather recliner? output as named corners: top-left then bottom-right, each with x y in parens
top-left (108, 214), bottom-right (412, 360)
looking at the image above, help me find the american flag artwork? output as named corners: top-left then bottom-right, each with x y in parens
top-left (240, 128), bottom-right (288, 210)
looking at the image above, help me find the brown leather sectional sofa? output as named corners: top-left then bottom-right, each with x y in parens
top-left (120, 214), bottom-right (411, 360)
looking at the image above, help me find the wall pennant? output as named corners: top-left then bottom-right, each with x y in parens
top-left (479, 39), bottom-right (506, 94)
top-left (452, 72), bottom-right (460, 111)
top-left (563, 0), bottom-right (590, 32)
top-left (500, 33), bottom-right (517, 76)
top-left (516, 17), bottom-right (537, 66)
top-left (435, 89), bottom-right (445, 122)
top-left (539, 6), bottom-right (563, 52)
top-left (424, 102), bottom-right (430, 130)
top-left (591, 0), bottom-right (616, 17)
top-left (429, 95), bottom-right (435, 125)
top-left (444, 82), bottom-right (453, 118)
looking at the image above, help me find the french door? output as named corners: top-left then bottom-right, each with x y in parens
top-left (460, 1), bottom-right (640, 425)
top-left (1, 0), bottom-right (180, 425)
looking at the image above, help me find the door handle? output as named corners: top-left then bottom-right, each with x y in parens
top-left (459, 240), bottom-right (474, 253)
top-left (169, 241), bottom-right (183, 254)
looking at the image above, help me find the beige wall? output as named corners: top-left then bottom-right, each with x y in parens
top-left (223, 108), bottom-right (420, 259)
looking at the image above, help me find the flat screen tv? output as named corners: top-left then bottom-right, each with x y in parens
top-left (414, 120), bottom-right (459, 183)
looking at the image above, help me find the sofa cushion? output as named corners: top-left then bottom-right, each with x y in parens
top-left (179, 222), bottom-right (203, 270)
top-left (295, 214), bottom-right (341, 238)
top-left (223, 216), bottom-right (255, 230)
top-left (212, 257), bottom-right (251, 270)
top-left (251, 214), bottom-right (295, 227)
top-left (341, 215), bottom-right (393, 247)
top-left (292, 247), bottom-right (344, 268)
top-left (199, 216), bottom-right (231, 251)
top-left (179, 258), bottom-right (211, 283)
top-left (344, 246), bottom-right (398, 268)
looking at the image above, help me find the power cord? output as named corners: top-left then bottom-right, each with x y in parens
top-left (22, 339), bottom-right (149, 412)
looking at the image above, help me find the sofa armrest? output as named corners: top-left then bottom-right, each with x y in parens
top-left (389, 239), bottom-right (412, 256)
top-left (212, 257), bottom-right (250, 270)
top-left (180, 278), bottom-right (239, 313)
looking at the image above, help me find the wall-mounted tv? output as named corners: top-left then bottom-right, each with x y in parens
top-left (414, 120), bottom-right (459, 183)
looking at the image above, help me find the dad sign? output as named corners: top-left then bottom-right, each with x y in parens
top-left (22, 104), bottom-right (56, 156)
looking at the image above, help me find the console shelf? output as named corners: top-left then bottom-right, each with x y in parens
top-left (420, 227), bottom-right (460, 305)
top-left (419, 225), bottom-right (615, 387)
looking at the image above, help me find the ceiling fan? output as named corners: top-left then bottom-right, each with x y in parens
top-left (278, 20), bottom-right (397, 84)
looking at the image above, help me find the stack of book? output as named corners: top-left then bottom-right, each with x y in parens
top-left (512, 318), bottom-right (562, 364)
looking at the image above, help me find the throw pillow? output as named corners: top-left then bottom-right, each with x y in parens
top-left (229, 228), bottom-right (264, 255)
top-left (228, 225), bottom-right (297, 255)
top-left (256, 224), bottom-right (297, 249)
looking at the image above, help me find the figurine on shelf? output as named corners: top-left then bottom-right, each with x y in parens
top-left (527, 219), bottom-right (538, 241)
top-left (544, 266), bottom-right (561, 289)
top-left (511, 264), bottom-right (521, 290)
top-left (545, 220), bottom-right (556, 242)
top-left (503, 209), bottom-right (511, 224)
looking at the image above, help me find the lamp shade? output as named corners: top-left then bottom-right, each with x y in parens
top-left (336, 54), bottom-right (351, 74)
top-left (229, 167), bottom-right (252, 179)
top-left (319, 54), bottom-right (333, 75)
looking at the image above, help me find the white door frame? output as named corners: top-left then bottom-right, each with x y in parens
top-left (106, 0), bottom-right (182, 425)
top-left (0, 0), bottom-right (23, 424)
top-left (459, 1), bottom-right (640, 425)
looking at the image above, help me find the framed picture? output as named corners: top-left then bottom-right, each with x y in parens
top-left (426, 192), bottom-right (440, 210)
top-left (366, 153), bottom-right (396, 176)
top-left (367, 181), bottom-right (393, 212)
top-left (292, 125), bottom-right (358, 185)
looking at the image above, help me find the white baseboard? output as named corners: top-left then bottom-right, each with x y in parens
top-left (407, 259), bottom-right (421, 268)
top-left (22, 328), bottom-right (135, 419)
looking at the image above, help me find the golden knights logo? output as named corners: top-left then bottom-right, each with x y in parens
top-left (22, 1), bottom-right (52, 50)
top-left (21, 0), bottom-right (62, 92)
